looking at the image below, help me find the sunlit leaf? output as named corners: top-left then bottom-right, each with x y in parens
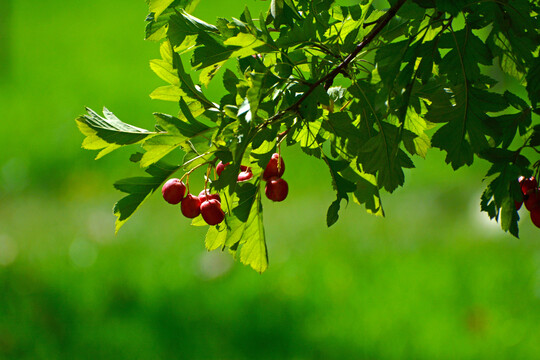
top-left (76, 108), bottom-right (154, 159)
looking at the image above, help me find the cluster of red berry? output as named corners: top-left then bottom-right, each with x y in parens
top-left (216, 162), bottom-right (253, 182)
top-left (262, 153), bottom-right (288, 202)
top-left (161, 153), bottom-right (289, 226)
top-left (517, 176), bottom-right (540, 228)
top-left (216, 153), bottom-right (288, 202)
top-left (161, 179), bottom-right (225, 225)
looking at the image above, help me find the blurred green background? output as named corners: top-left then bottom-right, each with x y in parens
top-left (1, 1), bottom-right (539, 359)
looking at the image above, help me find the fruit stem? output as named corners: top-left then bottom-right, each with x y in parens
top-left (203, 165), bottom-right (212, 201)
top-left (180, 161), bottom-right (209, 183)
top-left (276, 128), bottom-right (290, 147)
top-left (339, 99), bottom-right (353, 112)
top-left (277, 145), bottom-right (282, 173)
top-left (180, 151), bottom-right (212, 170)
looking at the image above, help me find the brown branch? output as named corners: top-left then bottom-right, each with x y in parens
top-left (276, 128), bottom-right (291, 145)
top-left (257, 0), bottom-right (408, 131)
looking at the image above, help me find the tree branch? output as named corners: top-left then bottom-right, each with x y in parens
top-left (258, 0), bottom-right (409, 131)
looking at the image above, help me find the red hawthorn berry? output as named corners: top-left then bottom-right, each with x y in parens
top-left (240, 165), bottom-right (249, 171)
top-left (525, 189), bottom-right (540, 211)
top-left (216, 161), bottom-right (229, 176)
top-left (531, 208), bottom-right (540, 228)
top-left (265, 177), bottom-right (288, 202)
top-left (181, 194), bottom-right (201, 218)
top-left (200, 199), bottom-right (225, 225)
top-left (238, 169), bottom-right (253, 182)
top-left (263, 153), bottom-right (285, 181)
top-left (162, 178), bottom-right (186, 205)
top-left (515, 200), bottom-right (523, 211)
top-left (520, 177), bottom-right (538, 195)
top-left (198, 189), bottom-right (221, 203)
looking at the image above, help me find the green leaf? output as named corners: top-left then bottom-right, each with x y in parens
top-left (485, 1), bottom-right (538, 79)
top-left (239, 196), bottom-right (268, 273)
top-left (401, 109), bottom-right (432, 158)
top-left (113, 160), bottom-right (181, 233)
top-left (322, 157), bottom-right (356, 227)
top-left (530, 131), bottom-right (540, 147)
top-left (481, 162), bottom-right (525, 238)
top-left (500, 196), bottom-right (519, 238)
top-left (341, 166), bottom-right (384, 217)
top-left (211, 164), bottom-right (240, 191)
top-left (293, 120), bottom-right (322, 149)
top-left (526, 57), bottom-right (540, 108)
top-left (271, 0), bottom-right (284, 20)
top-left (487, 109), bottom-right (532, 149)
top-left (375, 40), bottom-right (410, 89)
top-left (76, 107), bottom-right (154, 159)
top-left (147, 0), bottom-right (175, 19)
top-left (138, 100), bottom-right (215, 168)
top-left (181, 146), bottom-right (216, 172)
top-left (150, 41), bottom-right (216, 110)
top-left (357, 122), bottom-right (415, 193)
top-left (141, 134), bottom-right (186, 168)
top-left (427, 85), bottom-right (507, 169)
top-left (246, 72), bottom-right (266, 118)
top-left (149, 42), bottom-right (180, 85)
top-left (199, 61), bottom-right (225, 87)
top-left (203, 192), bottom-right (268, 273)
top-left (189, 19), bottom-right (273, 70)
top-left (327, 198), bottom-right (342, 227)
top-left (168, 9), bottom-right (218, 46)
top-left (439, 29), bottom-right (493, 85)
top-left (154, 100), bottom-right (213, 137)
top-left (479, 148), bottom-right (515, 164)
top-left (223, 215), bottom-right (247, 248)
top-left (205, 224), bottom-right (228, 251)
top-left (145, 0), bottom-right (201, 41)
top-left (224, 33), bottom-right (269, 58)
top-left (323, 112), bottom-right (363, 159)
top-left (191, 215), bottom-right (207, 227)
top-left (433, 0), bottom-right (468, 16)
top-left (277, 19), bottom-right (316, 48)
top-left (232, 183), bottom-right (258, 222)
top-left (149, 85), bottom-right (184, 102)
top-left (191, 33), bottom-right (233, 70)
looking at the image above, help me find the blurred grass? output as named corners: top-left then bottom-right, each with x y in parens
top-left (0, 1), bottom-right (540, 359)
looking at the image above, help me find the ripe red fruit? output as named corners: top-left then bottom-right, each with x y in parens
top-left (240, 165), bottom-right (249, 171)
top-left (520, 177), bottom-right (538, 195)
top-left (263, 153), bottom-right (285, 181)
top-left (525, 189), bottom-right (540, 211)
top-left (200, 199), bottom-right (225, 225)
top-left (162, 178), bottom-right (186, 204)
top-left (265, 177), bottom-right (288, 202)
top-left (531, 209), bottom-right (540, 228)
top-left (181, 194), bottom-right (201, 218)
top-left (515, 200), bottom-right (523, 211)
top-left (238, 169), bottom-right (253, 182)
top-left (198, 189), bottom-right (221, 203)
top-left (216, 161), bottom-right (229, 176)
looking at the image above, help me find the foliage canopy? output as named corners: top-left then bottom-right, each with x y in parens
top-left (77, 0), bottom-right (540, 272)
